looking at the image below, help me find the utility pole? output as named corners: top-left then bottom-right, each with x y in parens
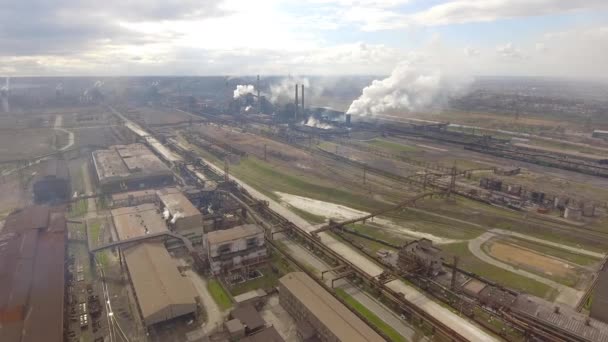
top-left (224, 158), bottom-right (229, 182)
top-left (448, 165), bottom-right (457, 197)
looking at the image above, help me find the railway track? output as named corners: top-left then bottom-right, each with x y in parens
top-left (118, 108), bottom-right (608, 342)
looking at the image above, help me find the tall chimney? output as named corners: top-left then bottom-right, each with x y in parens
top-left (257, 75), bottom-right (261, 114)
top-left (301, 84), bottom-right (304, 111)
top-left (295, 83), bottom-right (299, 120)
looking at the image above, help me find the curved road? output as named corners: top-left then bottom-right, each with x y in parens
top-left (469, 232), bottom-right (583, 306)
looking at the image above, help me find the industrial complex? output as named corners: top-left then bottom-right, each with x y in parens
top-left (0, 75), bottom-right (608, 342)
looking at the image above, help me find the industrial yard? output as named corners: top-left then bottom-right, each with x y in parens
top-left (0, 75), bottom-right (607, 342)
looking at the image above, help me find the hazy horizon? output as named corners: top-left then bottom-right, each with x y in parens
top-left (1, 0), bottom-right (607, 78)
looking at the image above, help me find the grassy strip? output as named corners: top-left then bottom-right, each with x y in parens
top-left (335, 288), bottom-right (408, 342)
top-left (231, 157), bottom-right (386, 211)
top-left (207, 279), bottom-right (233, 311)
top-left (368, 138), bottom-right (418, 153)
top-left (442, 242), bottom-right (555, 299)
top-left (68, 199), bottom-right (88, 218)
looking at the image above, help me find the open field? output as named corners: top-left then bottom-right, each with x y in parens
top-left (0, 128), bottom-right (63, 161)
top-left (207, 279), bottom-right (233, 311)
top-left (485, 240), bottom-right (585, 288)
top-left (442, 242), bottom-right (556, 299)
top-left (123, 106), bottom-right (199, 126)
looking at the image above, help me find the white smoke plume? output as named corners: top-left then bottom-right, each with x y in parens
top-left (170, 212), bottom-right (184, 224)
top-left (162, 207), bottom-right (170, 220)
top-left (304, 117), bottom-right (333, 130)
top-left (233, 84), bottom-right (255, 99)
top-left (346, 62), bottom-right (470, 117)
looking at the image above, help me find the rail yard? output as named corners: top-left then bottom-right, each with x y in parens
top-left (1, 76), bottom-right (608, 342)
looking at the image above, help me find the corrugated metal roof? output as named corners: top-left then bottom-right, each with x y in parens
top-left (0, 206), bottom-right (65, 342)
top-left (123, 242), bottom-right (197, 325)
top-left (111, 204), bottom-right (168, 241)
top-left (279, 272), bottom-right (384, 342)
top-left (206, 224), bottom-right (263, 245)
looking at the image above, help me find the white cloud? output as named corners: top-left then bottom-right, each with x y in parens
top-left (464, 46), bottom-right (480, 57)
top-left (412, 0), bottom-right (608, 26)
top-left (496, 43), bottom-right (524, 59)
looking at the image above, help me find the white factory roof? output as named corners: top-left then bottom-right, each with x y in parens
top-left (206, 224), bottom-right (263, 245)
top-left (111, 203), bottom-right (168, 241)
top-left (157, 188), bottom-right (201, 218)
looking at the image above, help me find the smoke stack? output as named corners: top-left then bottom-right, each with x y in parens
top-left (301, 84), bottom-right (304, 110)
top-left (257, 75), bottom-right (261, 114)
top-left (295, 83), bottom-right (299, 120)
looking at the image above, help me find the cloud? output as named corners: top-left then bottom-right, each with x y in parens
top-left (464, 47), bottom-right (480, 57)
top-left (496, 43), bottom-right (524, 59)
top-left (0, 0), bottom-right (225, 57)
top-left (412, 0), bottom-right (608, 26)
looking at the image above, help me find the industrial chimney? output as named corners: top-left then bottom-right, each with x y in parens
top-left (295, 83), bottom-right (299, 120)
top-left (257, 75), bottom-right (261, 114)
top-left (301, 84), bottom-right (304, 110)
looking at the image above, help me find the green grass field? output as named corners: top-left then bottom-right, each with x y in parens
top-left (208, 279), bottom-right (233, 311)
top-left (442, 242), bottom-right (556, 299)
top-left (335, 288), bottom-right (408, 342)
top-left (368, 138), bottom-right (418, 154)
top-left (68, 199), bottom-right (88, 218)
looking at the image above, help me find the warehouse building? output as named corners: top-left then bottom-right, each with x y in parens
top-left (157, 187), bottom-right (203, 239)
top-left (32, 159), bottom-right (70, 203)
top-left (592, 130), bottom-right (608, 139)
top-left (123, 242), bottom-right (198, 326)
top-left (591, 270), bottom-right (608, 323)
top-left (111, 204), bottom-right (198, 326)
top-left (204, 224), bottom-right (267, 275)
top-left (278, 272), bottom-right (383, 342)
top-left (92, 143), bottom-right (174, 193)
top-left (0, 206), bottom-right (66, 342)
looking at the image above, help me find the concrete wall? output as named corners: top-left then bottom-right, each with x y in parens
top-left (207, 231), bottom-right (265, 258)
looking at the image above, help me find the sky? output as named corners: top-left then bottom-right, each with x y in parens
top-left (1, 0), bottom-right (607, 78)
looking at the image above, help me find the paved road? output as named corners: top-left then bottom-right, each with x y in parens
top-left (185, 269), bottom-right (225, 334)
top-left (469, 232), bottom-right (583, 306)
top-left (54, 114), bottom-right (75, 151)
top-left (407, 206), bottom-right (606, 258)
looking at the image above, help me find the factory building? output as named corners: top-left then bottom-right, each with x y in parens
top-left (278, 272), bottom-right (384, 342)
top-left (110, 188), bottom-right (204, 247)
top-left (0, 206), bottom-right (66, 342)
top-left (157, 187), bottom-right (203, 237)
top-left (111, 204), bottom-right (198, 326)
top-left (398, 238), bottom-right (445, 277)
top-left (92, 143), bottom-right (174, 193)
top-left (591, 270), bottom-right (608, 323)
top-left (592, 130), bottom-right (608, 139)
top-left (123, 242), bottom-right (198, 326)
top-left (32, 159), bottom-right (70, 203)
top-left (204, 224), bottom-right (267, 275)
